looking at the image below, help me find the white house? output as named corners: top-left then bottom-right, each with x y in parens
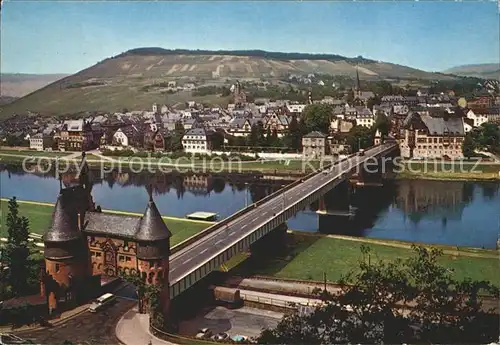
top-left (113, 128), bottom-right (131, 147)
top-left (29, 133), bottom-right (43, 151)
top-left (466, 109), bottom-right (489, 127)
top-left (182, 128), bottom-right (213, 154)
top-left (286, 104), bottom-right (307, 116)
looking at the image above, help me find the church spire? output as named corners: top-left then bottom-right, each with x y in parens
top-left (355, 64), bottom-right (361, 95)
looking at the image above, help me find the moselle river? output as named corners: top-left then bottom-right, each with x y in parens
top-left (1, 165), bottom-right (499, 248)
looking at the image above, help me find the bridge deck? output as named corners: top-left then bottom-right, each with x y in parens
top-left (168, 144), bottom-right (397, 288)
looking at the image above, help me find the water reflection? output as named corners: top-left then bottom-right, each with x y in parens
top-left (1, 164), bottom-right (499, 248)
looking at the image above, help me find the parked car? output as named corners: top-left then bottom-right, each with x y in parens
top-left (358, 149), bottom-right (365, 156)
top-left (195, 328), bottom-right (213, 339)
top-left (212, 332), bottom-right (229, 341)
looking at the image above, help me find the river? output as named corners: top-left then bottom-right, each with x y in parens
top-left (1, 165), bottom-right (499, 249)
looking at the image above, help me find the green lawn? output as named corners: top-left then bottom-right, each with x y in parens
top-left (0, 150), bottom-right (71, 157)
top-left (253, 234), bottom-right (500, 286)
top-left (0, 200), bottom-right (208, 247)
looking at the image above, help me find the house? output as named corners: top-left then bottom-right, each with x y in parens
top-left (264, 113), bottom-right (289, 137)
top-left (182, 128), bottom-right (214, 154)
top-left (355, 107), bottom-right (375, 128)
top-left (29, 133), bottom-right (53, 151)
top-left (399, 112), bottom-right (465, 159)
top-left (286, 104), bottom-right (307, 116)
top-left (57, 120), bottom-right (84, 151)
top-left (466, 109), bottom-right (489, 127)
top-left (227, 118), bottom-right (263, 137)
top-left (113, 125), bottom-right (142, 148)
top-left (144, 128), bottom-right (171, 152)
top-left (330, 118), bottom-right (354, 133)
top-left (302, 131), bottom-right (327, 158)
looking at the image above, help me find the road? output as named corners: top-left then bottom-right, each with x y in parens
top-left (17, 298), bottom-right (136, 345)
top-left (168, 143), bottom-right (396, 284)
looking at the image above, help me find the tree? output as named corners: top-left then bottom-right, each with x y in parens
top-left (211, 131), bottom-right (224, 150)
top-left (302, 104), bottom-right (333, 134)
top-left (258, 245), bottom-right (499, 345)
top-left (2, 197), bottom-right (35, 297)
top-left (373, 111), bottom-right (390, 138)
top-left (285, 115), bottom-right (303, 151)
top-left (247, 122), bottom-right (265, 148)
top-left (169, 121), bottom-right (185, 152)
top-left (347, 125), bottom-right (374, 152)
top-left (462, 133), bottom-right (476, 158)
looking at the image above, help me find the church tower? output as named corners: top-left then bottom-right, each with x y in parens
top-left (41, 179), bottom-right (91, 314)
top-left (354, 64), bottom-right (361, 97)
top-left (135, 185), bottom-right (172, 315)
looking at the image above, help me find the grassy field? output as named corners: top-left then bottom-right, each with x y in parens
top-left (250, 233), bottom-right (500, 286)
top-left (0, 150), bottom-right (72, 157)
top-left (0, 199), bottom-right (209, 247)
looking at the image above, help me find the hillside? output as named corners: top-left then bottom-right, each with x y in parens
top-left (443, 63), bottom-right (499, 79)
top-left (0, 49), bottom-right (458, 118)
top-left (0, 73), bottom-right (69, 98)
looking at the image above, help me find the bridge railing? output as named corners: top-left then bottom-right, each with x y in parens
top-left (170, 146), bottom-right (386, 255)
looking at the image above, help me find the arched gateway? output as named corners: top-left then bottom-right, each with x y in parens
top-left (40, 153), bottom-right (172, 318)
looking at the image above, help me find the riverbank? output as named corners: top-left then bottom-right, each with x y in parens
top-left (0, 198), bottom-right (211, 246)
top-left (399, 162), bottom-right (500, 181)
top-left (237, 232), bottom-right (499, 287)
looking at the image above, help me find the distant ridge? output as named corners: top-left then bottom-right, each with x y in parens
top-left (117, 47), bottom-right (375, 64)
top-left (443, 63), bottom-right (500, 79)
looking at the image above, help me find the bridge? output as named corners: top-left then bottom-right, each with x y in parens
top-left (167, 143), bottom-right (399, 299)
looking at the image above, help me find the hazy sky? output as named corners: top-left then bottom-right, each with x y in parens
top-left (1, 1), bottom-right (499, 74)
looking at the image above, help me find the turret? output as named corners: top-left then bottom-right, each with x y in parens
top-left (42, 182), bottom-right (90, 314)
top-left (135, 185), bottom-right (172, 314)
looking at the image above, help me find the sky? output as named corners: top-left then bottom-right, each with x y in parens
top-left (1, 1), bottom-right (499, 74)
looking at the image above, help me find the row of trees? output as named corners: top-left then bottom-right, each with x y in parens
top-left (258, 245), bottom-right (500, 344)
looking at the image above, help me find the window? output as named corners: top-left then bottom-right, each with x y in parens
top-left (119, 255), bottom-right (125, 262)
top-left (96, 252), bottom-right (102, 257)
top-left (126, 256), bottom-right (132, 262)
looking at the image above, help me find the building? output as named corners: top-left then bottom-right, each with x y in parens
top-left (40, 157), bottom-right (172, 317)
top-left (144, 128), bottom-right (171, 152)
top-left (302, 131), bottom-right (327, 158)
top-left (29, 133), bottom-right (53, 151)
top-left (182, 128), bottom-right (214, 154)
top-left (264, 113), bottom-right (290, 138)
top-left (399, 112), bottom-right (465, 159)
top-left (113, 125), bottom-right (142, 148)
top-left (57, 120), bottom-right (83, 151)
top-left (466, 109), bottom-right (489, 127)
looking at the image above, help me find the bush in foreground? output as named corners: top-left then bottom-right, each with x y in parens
top-left (258, 245), bottom-right (499, 344)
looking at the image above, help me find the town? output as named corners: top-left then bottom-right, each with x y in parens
top-left (1, 72), bottom-right (499, 162)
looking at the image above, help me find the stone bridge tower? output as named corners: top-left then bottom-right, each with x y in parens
top-left (135, 185), bottom-right (172, 315)
top-left (41, 182), bottom-right (91, 314)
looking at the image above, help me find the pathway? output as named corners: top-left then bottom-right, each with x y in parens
top-left (115, 306), bottom-right (176, 345)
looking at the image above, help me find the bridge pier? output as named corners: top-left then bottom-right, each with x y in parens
top-left (249, 223), bottom-right (288, 261)
top-left (355, 156), bottom-right (387, 187)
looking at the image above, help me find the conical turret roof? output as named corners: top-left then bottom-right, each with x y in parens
top-left (135, 187), bottom-right (171, 242)
top-left (44, 190), bottom-right (82, 243)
